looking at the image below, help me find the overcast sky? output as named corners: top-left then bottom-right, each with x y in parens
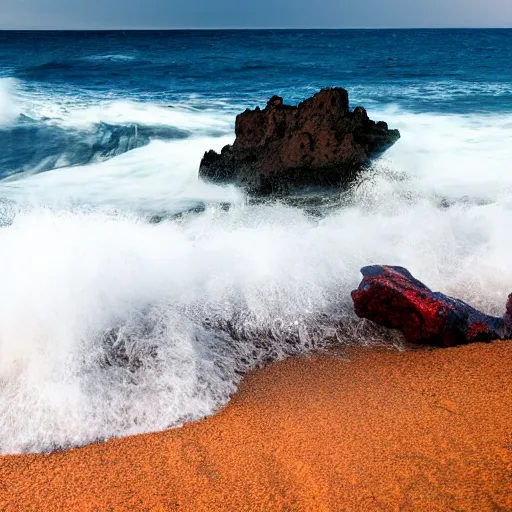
top-left (1, 0), bottom-right (511, 29)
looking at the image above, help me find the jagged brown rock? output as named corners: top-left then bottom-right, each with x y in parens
top-left (199, 88), bottom-right (400, 195)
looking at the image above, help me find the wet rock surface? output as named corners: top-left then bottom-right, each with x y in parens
top-left (351, 265), bottom-right (510, 347)
top-left (199, 88), bottom-right (400, 195)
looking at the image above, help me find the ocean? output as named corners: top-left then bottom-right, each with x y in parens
top-left (0, 29), bottom-right (511, 453)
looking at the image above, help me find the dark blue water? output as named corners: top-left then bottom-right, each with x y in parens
top-left (2, 29), bottom-right (511, 109)
top-left (1, 30), bottom-right (512, 454)
top-left (1, 30), bottom-right (511, 180)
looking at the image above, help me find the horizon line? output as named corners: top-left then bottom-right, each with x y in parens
top-left (0, 26), bottom-right (511, 31)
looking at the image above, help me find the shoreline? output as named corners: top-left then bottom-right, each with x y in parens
top-left (1, 341), bottom-right (512, 511)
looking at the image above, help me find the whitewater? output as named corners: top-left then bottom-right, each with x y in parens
top-left (0, 29), bottom-right (511, 453)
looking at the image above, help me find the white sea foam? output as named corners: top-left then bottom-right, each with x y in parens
top-left (58, 100), bottom-right (234, 132)
top-left (374, 109), bottom-right (512, 202)
top-left (84, 54), bottom-right (137, 62)
top-left (10, 81), bottom-right (234, 134)
top-left (0, 78), bottom-right (20, 126)
top-left (0, 108), bottom-right (511, 453)
top-left (1, 81), bottom-right (235, 179)
top-left (0, 136), bottom-right (239, 213)
top-left (350, 81), bottom-right (512, 104)
top-left (32, 97), bottom-right (233, 134)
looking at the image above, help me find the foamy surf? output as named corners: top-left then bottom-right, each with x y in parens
top-left (0, 137), bottom-right (240, 213)
top-left (0, 80), bottom-right (236, 179)
top-left (0, 78), bottom-right (20, 126)
top-left (9, 80), bottom-right (236, 131)
top-left (1, 106), bottom-right (512, 453)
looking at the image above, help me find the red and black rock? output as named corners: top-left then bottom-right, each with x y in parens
top-left (351, 265), bottom-right (508, 347)
top-left (199, 88), bottom-right (400, 195)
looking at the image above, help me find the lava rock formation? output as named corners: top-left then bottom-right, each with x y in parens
top-left (199, 88), bottom-right (400, 195)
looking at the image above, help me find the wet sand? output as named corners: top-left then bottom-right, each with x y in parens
top-left (1, 341), bottom-right (512, 511)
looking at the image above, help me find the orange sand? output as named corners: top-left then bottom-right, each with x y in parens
top-left (1, 341), bottom-right (512, 511)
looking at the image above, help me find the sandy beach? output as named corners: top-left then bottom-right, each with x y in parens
top-left (1, 341), bottom-right (511, 511)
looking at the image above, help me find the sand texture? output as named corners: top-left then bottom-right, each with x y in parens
top-left (1, 341), bottom-right (512, 511)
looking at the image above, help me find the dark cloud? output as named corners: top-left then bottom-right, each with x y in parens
top-left (1, 0), bottom-right (511, 29)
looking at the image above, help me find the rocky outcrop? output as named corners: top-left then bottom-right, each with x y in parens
top-left (351, 265), bottom-right (510, 347)
top-left (199, 88), bottom-right (400, 195)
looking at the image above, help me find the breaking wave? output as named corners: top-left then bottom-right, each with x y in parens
top-left (1, 106), bottom-right (512, 453)
top-left (0, 81), bottom-right (234, 179)
top-left (0, 78), bottom-right (20, 126)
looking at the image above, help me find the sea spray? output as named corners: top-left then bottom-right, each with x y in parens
top-left (0, 205), bottom-right (352, 453)
top-left (1, 29), bottom-right (512, 454)
top-left (0, 137), bottom-right (241, 212)
top-left (0, 78), bottom-right (20, 126)
top-left (1, 109), bottom-right (512, 453)
top-left (2, 150), bottom-right (512, 452)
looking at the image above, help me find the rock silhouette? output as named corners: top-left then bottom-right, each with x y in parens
top-left (199, 88), bottom-right (400, 195)
top-left (351, 265), bottom-right (510, 347)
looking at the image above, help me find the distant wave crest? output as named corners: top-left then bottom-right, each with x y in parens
top-left (0, 78), bottom-right (20, 127)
